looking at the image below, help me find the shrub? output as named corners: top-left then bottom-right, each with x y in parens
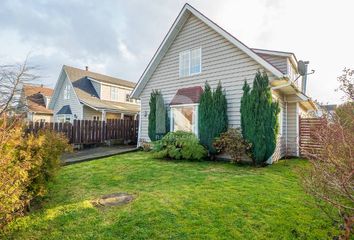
top-left (199, 81), bottom-right (228, 155)
top-left (240, 71), bottom-right (280, 165)
top-left (25, 130), bottom-right (71, 199)
top-left (301, 105), bottom-right (354, 239)
top-left (152, 131), bottom-right (207, 161)
top-left (213, 128), bottom-right (251, 163)
top-left (0, 121), bottom-right (71, 229)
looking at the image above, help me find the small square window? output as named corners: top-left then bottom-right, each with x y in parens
top-left (179, 48), bottom-right (201, 77)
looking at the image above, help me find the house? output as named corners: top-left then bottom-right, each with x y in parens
top-left (20, 84), bottom-right (54, 123)
top-left (49, 65), bottom-right (140, 123)
top-left (131, 4), bottom-right (316, 163)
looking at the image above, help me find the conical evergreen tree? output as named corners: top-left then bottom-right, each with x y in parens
top-left (199, 81), bottom-right (228, 155)
top-left (240, 71), bottom-right (280, 165)
top-left (148, 90), bottom-right (159, 141)
top-left (199, 82), bottom-right (213, 150)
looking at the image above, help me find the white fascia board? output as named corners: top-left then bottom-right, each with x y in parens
top-left (88, 77), bottom-right (133, 91)
top-left (131, 6), bottom-right (190, 99)
top-left (63, 69), bottom-right (83, 108)
top-left (131, 4), bottom-right (285, 99)
top-left (48, 66), bottom-right (65, 109)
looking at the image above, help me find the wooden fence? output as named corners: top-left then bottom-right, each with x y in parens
top-left (299, 117), bottom-right (325, 157)
top-left (27, 119), bottom-right (139, 144)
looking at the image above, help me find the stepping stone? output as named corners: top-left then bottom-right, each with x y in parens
top-left (92, 193), bottom-right (134, 207)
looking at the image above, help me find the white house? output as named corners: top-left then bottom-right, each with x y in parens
top-left (49, 65), bottom-right (140, 122)
top-left (131, 4), bottom-right (316, 163)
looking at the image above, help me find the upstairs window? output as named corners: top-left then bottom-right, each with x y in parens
top-left (111, 87), bottom-right (119, 101)
top-left (179, 48), bottom-right (201, 77)
top-left (63, 84), bottom-right (70, 100)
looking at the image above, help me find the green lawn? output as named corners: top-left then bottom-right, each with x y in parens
top-left (2, 152), bottom-right (338, 239)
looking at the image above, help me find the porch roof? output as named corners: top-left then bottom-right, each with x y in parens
top-left (170, 86), bottom-right (203, 105)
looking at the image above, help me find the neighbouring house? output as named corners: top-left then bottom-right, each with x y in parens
top-left (49, 65), bottom-right (140, 123)
top-left (20, 84), bottom-right (54, 123)
top-left (131, 4), bottom-right (317, 163)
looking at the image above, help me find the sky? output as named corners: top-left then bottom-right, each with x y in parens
top-left (0, 0), bottom-right (353, 104)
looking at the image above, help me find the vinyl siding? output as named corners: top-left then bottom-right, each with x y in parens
top-left (286, 102), bottom-right (298, 156)
top-left (258, 53), bottom-right (288, 74)
top-left (53, 74), bottom-right (83, 121)
top-left (91, 80), bottom-right (101, 98)
top-left (100, 84), bottom-right (134, 103)
top-left (82, 105), bottom-right (101, 120)
top-left (139, 14), bottom-right (286, 162)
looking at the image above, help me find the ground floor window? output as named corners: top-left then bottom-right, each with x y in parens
top-left (92, 115), bottom-right (100, 121)
top-left (57, 114), bottom-right (72, 123)
top-left (170, 104), bottom-right (198, 136)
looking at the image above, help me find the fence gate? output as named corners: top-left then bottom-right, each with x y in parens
top-left (299, 117), bottom-right (325, 157)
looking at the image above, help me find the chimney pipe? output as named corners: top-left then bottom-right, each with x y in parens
top-left (85, 66), bottom-right (89, 71)
top-left (301, 61), bottom-right (309, 94)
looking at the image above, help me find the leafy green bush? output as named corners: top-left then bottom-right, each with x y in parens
top-left (153, 131), bottom-right (207, 161)
top-left (0, 121), bottom-right (71, 229)
top-left (213, 128), bottom-right (251, 163)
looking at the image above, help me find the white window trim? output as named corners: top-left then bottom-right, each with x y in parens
top-left (179, 47), bottom-right (202, 78)
top-left (57, 114), bottom-right (72, 123)
top-left (63, 84), bottom-right (70, 100)
top-left (170, 103), bottom-right (199, 137)
top-left (111, 87), bottom-right (119, 101)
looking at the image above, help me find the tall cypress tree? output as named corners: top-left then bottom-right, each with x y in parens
top-left (199, 81), bottom-right (228, 155)
top-left (148, 90), bottom-right (159, 141)
top-left (240, 71), bottom-right (280, 165)
top-left (199, 82), bottom-right (213, 150)
top-left (214, 81), bottom-right (228, 138)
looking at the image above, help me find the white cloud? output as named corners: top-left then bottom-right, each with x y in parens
top-left (0, 0), bottom-right (352, 104)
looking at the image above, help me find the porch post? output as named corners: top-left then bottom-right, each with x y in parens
top-left (121, 113), bottom-right (124, 120)
top-left (102, 110), bottom-right (106, 121)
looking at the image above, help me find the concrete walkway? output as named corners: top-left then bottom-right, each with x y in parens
top-left (62, 145), bottom-right (138, 164)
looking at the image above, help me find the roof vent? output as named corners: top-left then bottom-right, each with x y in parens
top-left (85, 66), bottom-right (89, 71)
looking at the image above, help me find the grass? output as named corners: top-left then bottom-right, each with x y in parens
top-left (2, 152), bottom-right (338, 239)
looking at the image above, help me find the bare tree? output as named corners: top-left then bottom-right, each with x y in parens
top-left (336, 68), bottom-right (354, 102)
top-left (301, 70), bottom-right (354, 239)
top-left (0, 58), bottom-right (39, 116)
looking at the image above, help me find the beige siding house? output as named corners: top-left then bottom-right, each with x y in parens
top-left (131, 4), bottom-right (316, 163)
top-left (49, 65), bottom-right (140, 122)
top-left (20, 84), bottom-right (54, 123)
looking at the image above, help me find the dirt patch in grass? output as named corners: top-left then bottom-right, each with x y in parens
top-left (92, 193), bottom-right (134, 207)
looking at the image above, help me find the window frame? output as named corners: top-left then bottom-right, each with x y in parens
top-left (110, 87), bottom-right (119, 101)
top-left (179, 47), bottom-right (202, 78)
top-left (63, 84), bottom-right (70, 100)
top-left (57, 114), bottom-right (72, 123)
top-left (170, 103), bottom-right (199, 137)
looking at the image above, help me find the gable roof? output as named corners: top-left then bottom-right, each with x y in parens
top-left (57, 105), bottom-right (72, 114)
top-left (131, 3), bottom-right (285, 99)
top-left (23, 84), bottom-right (53, 114)
top-left (23, 84), bottom-right (53, 97)
top-left (49, 65), bottom-right (139, 114)
top-left (170, 86), bottom-right (203, 105)
top-left (252, 48), bottom-right (298, 71)
top-left (64, 65), bottom-right (136, 89)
